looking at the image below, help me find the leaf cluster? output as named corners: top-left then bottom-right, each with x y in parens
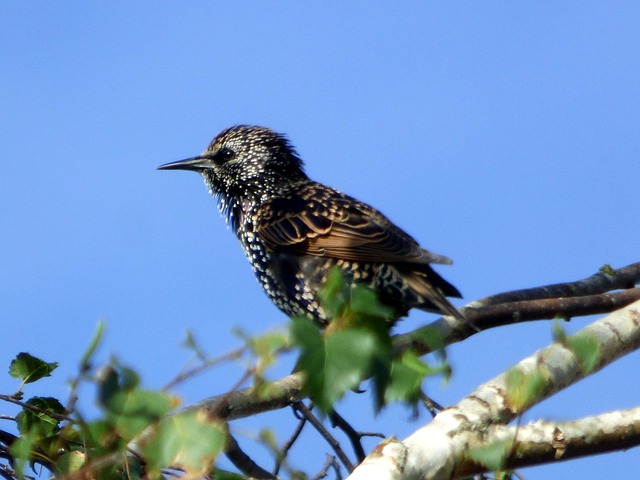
top-left (1, 328), bottom-right (225, 479)
top-left (291, 268), bottom-right (450, 413)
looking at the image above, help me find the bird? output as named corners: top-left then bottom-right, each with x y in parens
top-left (158, 125), bottom-right (462, 326)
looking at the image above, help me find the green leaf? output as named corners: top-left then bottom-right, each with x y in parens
top-left (109, 390), bottom-right (175, 440)
top-left (56, 450), bottom-right (86, 475)
top-left (317, 267), bottom-right (349, 318)
top-left (384, 351), bottom-right (434, 405)
top-left (296, 269), bottom-right (454, 411)
top-left (80, 320), bottom-right (105, 368)
top-left (16, 396), bottom-right (65, 437)
top-left (568, 333), bottom-right (600, 374)
top-left (212, 469), bottom-right (251, 480)
top-left (361, 323), bottom-right (393, 411)
top-left (98, 366), bottom-right (170, 417)
top-left (552, 321), bottom-right (568, 343)
top-left (118, 365), bottom-right (141, 390)
top-left (249, 331), bottom-right (289, 357)
top-left (182, 329), bottom-right (207, 360)
top-left (258, 428), bottom-right (278, 453)
top-left (505, 367), bottom-right (546, 412)
top-left (322, 328), bottom-right (378, 410)
top-left (141, 411), bottom-right (225, 477)
top-left (9, 352), bottom-right (58, 384)
top-left (9, 435), bottom-right (33, 478)
top-left (83, 419), bottom-right (119, 451)
top-left (599, 264), bottom-right (615, 275)
top-left (291, 317), bottom-right (326, 400)
top-left (248, 330), bottom-right (290, 375)
top-left (293, 271), bottom-right (403, 411)
top-left (466, 439), bottom-right (512, 471)
top-left (495, 471), bottom-right (516, 480)
top-left (410, 325), bottom-right (448, 356)
top-left (349, 286), bottom-right (394, 321)
top-left (97, 365), bottom-right (176, 441)
top-left (292, 316), bottom-right (393, 412)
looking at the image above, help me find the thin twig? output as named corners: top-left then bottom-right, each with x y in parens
top-left (225, 433), bottom-right (276, 480)
top-left (471, 262), bottom-right (640, 307)
top-left (163, 346), bottom-right (246, 391)
top-left (0, 394), bottom-right (72, 423)
top-left (0, 430), bottom-right (17, 447)
top-left (398, 288), bottom-right (640, 355)
top-left (358, 431), bottom-right (386, 439)
top-left (468, 288), bottom-right (640, 329)
top-left (273, 406), bottom-right (307, 475)
top-left (311, 454), bottom-right (342, 480)
top-left (328, 410), bottom-right (366, 462)
top-left (295, 402), bottom-right (354, 472)
top-left (0, 466), bottom-right (15, 480)
top-left (66, 359), bottom-right (94, 417)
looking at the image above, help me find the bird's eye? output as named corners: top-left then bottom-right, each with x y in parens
top-left (219, 148), bottom-right (235, 161)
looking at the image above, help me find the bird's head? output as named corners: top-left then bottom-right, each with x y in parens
top-left (158, 125), bottom-right (308, 204)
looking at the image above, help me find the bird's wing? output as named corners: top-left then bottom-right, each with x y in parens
top-left (255, 188), bottom-right (452, 266)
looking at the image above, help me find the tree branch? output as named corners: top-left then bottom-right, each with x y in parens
top-left (295, 402), bottom-right (355, 472)
top-left (395, 288), bottom-right (640, 356)
top-left (329, 410), bottom-right (367, 462)
top-left (471, 262), bottom-right (640, 306)
top-left (190, 372), bottom-right (305, 421)
top-left (346, 299), bottom-right (640, 479)
top-left (225, 433), bottom-right (276, 480)
top-left (455, 406), bottom-right (640, 476)
top-left (190, 264), bottom-right (640, 423)
top-left (273, 406), bottom-right (307, 475)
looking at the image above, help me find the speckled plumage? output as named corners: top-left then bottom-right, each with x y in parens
top-left (159, 125), bottom-right (462, 325)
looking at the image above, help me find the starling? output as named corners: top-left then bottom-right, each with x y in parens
top-left (158, 125), bottom-right (462, 326)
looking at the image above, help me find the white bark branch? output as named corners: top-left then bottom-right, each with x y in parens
top-left (347, 299), bottom-right (640, 480)
top-left (453, 406), bottom-right (640, 476)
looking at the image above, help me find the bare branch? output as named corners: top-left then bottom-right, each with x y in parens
top-left (395, 288), bottom-right (640, 356)
top-left (0, 430), bottom-right (17, 448)
top-left (0, 465), bottom-right (15, 480)
top-left (273, 407), bottom-right (307, 475)
top-left (472, 262), bottom-right (640, 306)
top-left (189, 372), bottom-right (305, 421)
top-left (329, 410), bottom-right (367, 462)
top-left (225, 434), bottom-right (276, 480)
top-left (163, 346), bottom-right (246, 391)
top-left (311, 455), bottom-right (342, 480)
top-left (295, 402), bottom-right (354, 472)
top-left (468, 288), bottom-right (640, 328)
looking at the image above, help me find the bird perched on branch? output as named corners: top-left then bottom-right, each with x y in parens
top-left (159, 125), bottom-right (462, 326)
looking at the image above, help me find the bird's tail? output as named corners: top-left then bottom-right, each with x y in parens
top-left (403, 268), bottom-right (465, 322)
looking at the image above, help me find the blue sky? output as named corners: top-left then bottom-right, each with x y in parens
top-left (2, 3), bottom-right (639, 478)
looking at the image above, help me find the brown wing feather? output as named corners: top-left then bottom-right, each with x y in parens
top-left (256, 184), bottom-right (452, 266)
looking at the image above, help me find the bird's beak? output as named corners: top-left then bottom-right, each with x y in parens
top-left (157, 155), bottom-right (214, 172)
